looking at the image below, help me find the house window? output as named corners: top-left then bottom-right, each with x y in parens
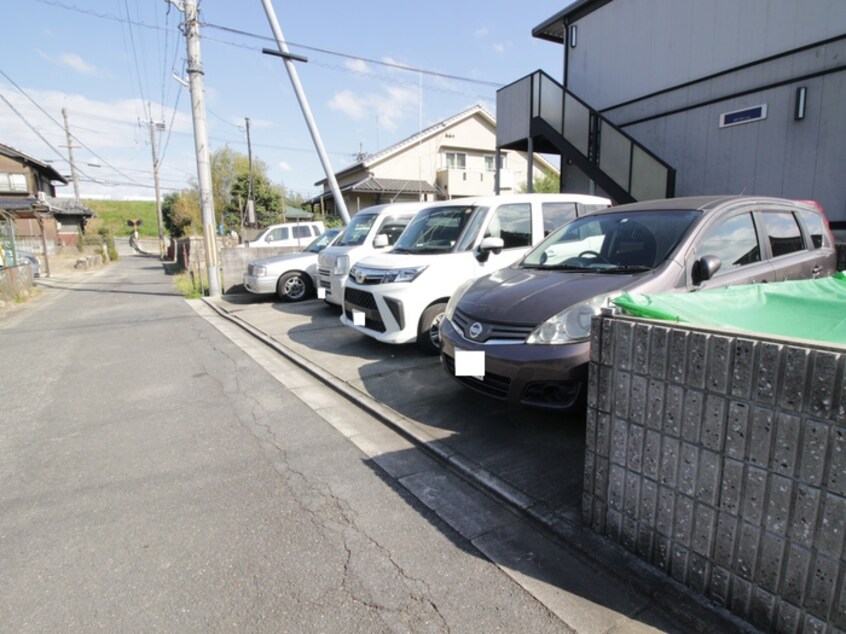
top-left (445, 152), bottom-right (466, 170)
top-left (0, 173), bottom-right (28, 193)
top-left (484, 155), bottom-right (507, 171)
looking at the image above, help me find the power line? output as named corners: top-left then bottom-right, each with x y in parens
top-left (203, 22), bottom-right (503, 88)
top-left (30, 0), bottom-right (504, 90)
top-left (0, 67), bottom-right (144, 186)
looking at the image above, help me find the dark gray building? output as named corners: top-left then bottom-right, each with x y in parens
top-left (497, 0), bottom-right (846, 234)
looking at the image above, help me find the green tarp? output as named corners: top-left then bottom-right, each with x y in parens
top-left (613, 272), bottom-right (846, 345)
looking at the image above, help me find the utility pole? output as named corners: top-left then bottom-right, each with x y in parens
top-left (172, 0), bottom-right (220, 296)
top-left (259, 0), bottom-right (351, 225)
top-left (143, 104), bottom-right (166, 259)
top-left (244, 117), bottom-right (255, 228)
top-left (61, 108), bottom-right (81, 200)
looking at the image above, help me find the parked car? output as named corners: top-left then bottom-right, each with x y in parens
top-left (244, 220), bottom-right (326, 248)
top-left (243, 228), bottom-right (340, 301)
top-left (2, 250), bottom-right (40, 278)
top-left (341, 193), bottom-right (612, 352)
top-left (440, 195), bottom-right (838, 410)
top-left (317, 202), bottom-right (430, 306)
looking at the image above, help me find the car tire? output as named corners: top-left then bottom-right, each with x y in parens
top-left (417, 302), bottom-right (447, 354)
top-left (277, 271), bottom-right (311, 302)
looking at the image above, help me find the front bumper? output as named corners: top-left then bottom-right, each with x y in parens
top-left (341, 283), bottom-right (422, 345)
top-left (317, 268), bottom-right (342, 305)
top-left (243, 274), bottom-right (276, 295)
top-left (439, 317), bottom-right (590, 410)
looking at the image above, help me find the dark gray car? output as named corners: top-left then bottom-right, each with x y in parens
top-left (440, 195), bottom-right (838, 410)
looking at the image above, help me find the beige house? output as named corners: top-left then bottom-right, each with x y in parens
top-left (310, 105), bottom-right (558, 216)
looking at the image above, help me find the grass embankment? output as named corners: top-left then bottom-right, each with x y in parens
top-left (83, 199), bottom-right (159, 238)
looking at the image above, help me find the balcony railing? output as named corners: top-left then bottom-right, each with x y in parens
top-left (497, 70), bottom-right (675, 203)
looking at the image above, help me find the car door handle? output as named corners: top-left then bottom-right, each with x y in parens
top-left (812, 265), bottom-right (823, 278)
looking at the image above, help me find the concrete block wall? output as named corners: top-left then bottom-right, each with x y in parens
top-left (584, 315), bottom-right (846, 633)
top-left (0, 263), bottom-right (33, 300)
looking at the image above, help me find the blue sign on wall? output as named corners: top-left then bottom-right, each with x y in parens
top-left (720, 104), bottom-right (767, 128)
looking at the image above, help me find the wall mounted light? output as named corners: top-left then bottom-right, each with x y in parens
top-left (569, 25), bottom-right (578, 48)
top-left (794, 86), bottom-right (807, 120)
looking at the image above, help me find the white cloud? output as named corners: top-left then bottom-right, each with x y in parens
top-left (0, 85), bottom-right (196, 198)
top-left (278, 161), bottom-right (292, 172)
top-left (328, 86), bottom-right (418, 131)
top-left (345, 59), bottom-right (369, 74)
top-left (474, 26), bottom-right (489, 39)
top-left (36, 49), bottom-right (100, 76)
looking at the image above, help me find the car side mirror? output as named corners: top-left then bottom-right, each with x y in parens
top-left (693, 255), bottom-right (721, 285)
top-left (373, 234), bottom-right (389, 248)
top-left (476, 236), bottom-right (504, 262)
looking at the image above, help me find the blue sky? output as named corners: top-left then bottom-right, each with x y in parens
top-left (1, 0), bottom-right (566, 201)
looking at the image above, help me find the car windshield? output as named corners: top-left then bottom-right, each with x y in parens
top-left (391, 205), bottom-right (478, 254)
top-left (305, 229), bottom-right (340, 253)
top-left (521, 209), bottom-right (702, 272)
top-left (336, 214), bottom-right (377, 246)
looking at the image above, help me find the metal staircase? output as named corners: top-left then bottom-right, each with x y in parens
top-left (497, 71), bottom-right (675, 203)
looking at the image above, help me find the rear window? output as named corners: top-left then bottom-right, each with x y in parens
top-left (292, 225), bottom-right (312, 239)
top-left (798, 208), bottom-right (826, 249)
top-left (760, 211), bottom-right (805, 257)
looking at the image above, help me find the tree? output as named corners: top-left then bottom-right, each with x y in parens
top-left (222, 171), bottom-right (283, 230)
top-left (519, 169), bottom-right (561, 194)
top-left (162, 190), bottom-right (201, 238)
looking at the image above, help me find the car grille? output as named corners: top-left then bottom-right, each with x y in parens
top-left (442, 353), bottom-right (511, 399)
top-left (344, 287), bottom-right (386, 332)
top-left (452, 308), bottom-right (534, 343)
top-left (349, 270), bottom-right (386, 285)
top-left (317, 267), bottom-right (330, 280)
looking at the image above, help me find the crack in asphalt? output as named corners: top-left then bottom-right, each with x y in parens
top-left (202, 330), bottom-right (451, 631)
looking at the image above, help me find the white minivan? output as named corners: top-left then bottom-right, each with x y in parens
top-left (316, 202), bottom-right (430, 306)
top-left (246, 221), bottom-right (326, 248)
top-left (340, 193), bottom-right (611, 352)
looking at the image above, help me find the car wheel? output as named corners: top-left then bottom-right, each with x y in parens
top-left (417, 302), bottom-right (447, 354)
top-left (277, 272), bottom-right (311, 302)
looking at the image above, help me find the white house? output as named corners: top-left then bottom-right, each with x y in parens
top-left (310, 105), bottom-right (558, 216)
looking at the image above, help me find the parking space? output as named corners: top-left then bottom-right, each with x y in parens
top-left (209, 293), bottom-right (588, 525)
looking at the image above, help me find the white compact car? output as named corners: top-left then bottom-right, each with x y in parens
top-left (340, 193), bottom-right (611, 352)
top-left (316, 202), bottom-right (430, 306)
top-left (243, 228), bottom-right (340, 301)
top-left (245, 220), bottom-right (326, 248)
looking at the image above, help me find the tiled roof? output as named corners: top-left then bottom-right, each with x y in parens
top-left (348, 176), bottom-right (441, 195)
top-left (46, 197), bottom-right (96, 217)
top-left (0, 196), bottom-right (46, 212)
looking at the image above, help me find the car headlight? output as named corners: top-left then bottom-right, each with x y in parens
top-left (381, 266), bottom-right (427, 283)
top-left (527, 294), bottom-right (617, 345)
top-left (445, 278), bottom-right (475, 320)
top-left (333, 255), bottom-right (350, 275)
top-left (252, 265), bottom-right (267, 277)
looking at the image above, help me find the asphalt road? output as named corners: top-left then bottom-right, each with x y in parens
top-left (0, 255), bottom-right (751, 633)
